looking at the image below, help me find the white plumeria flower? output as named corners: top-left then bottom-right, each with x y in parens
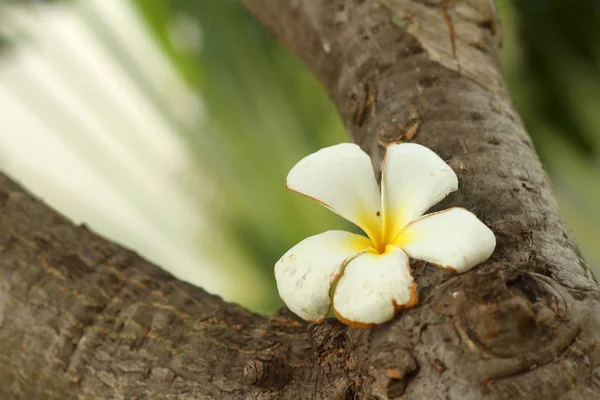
top-left (275, 143), bottom-right (496, 327)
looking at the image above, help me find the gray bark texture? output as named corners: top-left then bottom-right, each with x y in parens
top-left (1, 0), bottom-right (600, 399)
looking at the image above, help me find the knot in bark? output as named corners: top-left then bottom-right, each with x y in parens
top-left (243, 359), bottom-right (291, 389)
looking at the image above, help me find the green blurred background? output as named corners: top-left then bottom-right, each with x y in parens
top-left (0, 0), bottom-right (598, 313)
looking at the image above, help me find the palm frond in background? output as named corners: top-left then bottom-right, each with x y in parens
top-left (0, 0), bottom-right (271, 309)
top-left (131, 0), bottom-right (353, 311)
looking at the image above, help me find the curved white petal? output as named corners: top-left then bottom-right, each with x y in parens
top-left (333, 247), bottom-right (417, 327)
top-left (381, 143), bottom-right (458, 242)
top-left (275, 231), bottom-right (373, 322)
top-left (395, 208), bottom-right (496, 273)
top-left (286, 143), bottom-right (383, 244)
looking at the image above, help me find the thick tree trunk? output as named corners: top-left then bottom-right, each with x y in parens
top-left (1, 0), bottom-right (599, 399)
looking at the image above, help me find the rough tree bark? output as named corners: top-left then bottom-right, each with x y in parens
top-left (1, 0), bottom-right (599, 399)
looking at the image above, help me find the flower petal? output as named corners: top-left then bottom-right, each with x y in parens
top-left (275, 230), bottom-right (373, 322)
top-left (286, 143), bottom-right (383, 245)
top-left (382, 143), bottom-right (458, 242)
top-left (333, 247), bottom-right (417, 327)
top-left (395, 208), bottom-right (496, 273)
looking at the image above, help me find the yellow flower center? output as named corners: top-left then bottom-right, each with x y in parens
top-left (359, 208), bottom-right (415, 255)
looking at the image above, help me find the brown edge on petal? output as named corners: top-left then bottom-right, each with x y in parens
top-left (311, 264), bottom-right (346, 325)
top-left (402, 206), bottom-right (473, 227)
top-left (334, 311), bottom-right (376, 329)
top-left (392, 281), bottom-right (419, 313)
top-left (429, 261), bottom-right (458, 273)
top-left (332, 249), bottom-right (415, 329)
top-left (328, 251), bottom-right (371, 300)
top-left (392, 252), bottom-right (420, 313)
top-left (332, 276), bottom-right (378, 328)
top-left (324, 251), bottom-right (369, 326)
top-left (284, 185), bottom-right (337, 212)
top-left (308, 315), bottom-right (328, 324)
top-left (306, 251), bottom-right (368, 325)
top-left (399, 206), bottom-right (490, 274)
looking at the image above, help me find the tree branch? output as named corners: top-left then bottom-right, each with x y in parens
top-left (1, 0), bottom-right (600, 398)
top-left (239, 0), bottom-right (600, 398)
top-left (0, 173), bottom-right (315, 398)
